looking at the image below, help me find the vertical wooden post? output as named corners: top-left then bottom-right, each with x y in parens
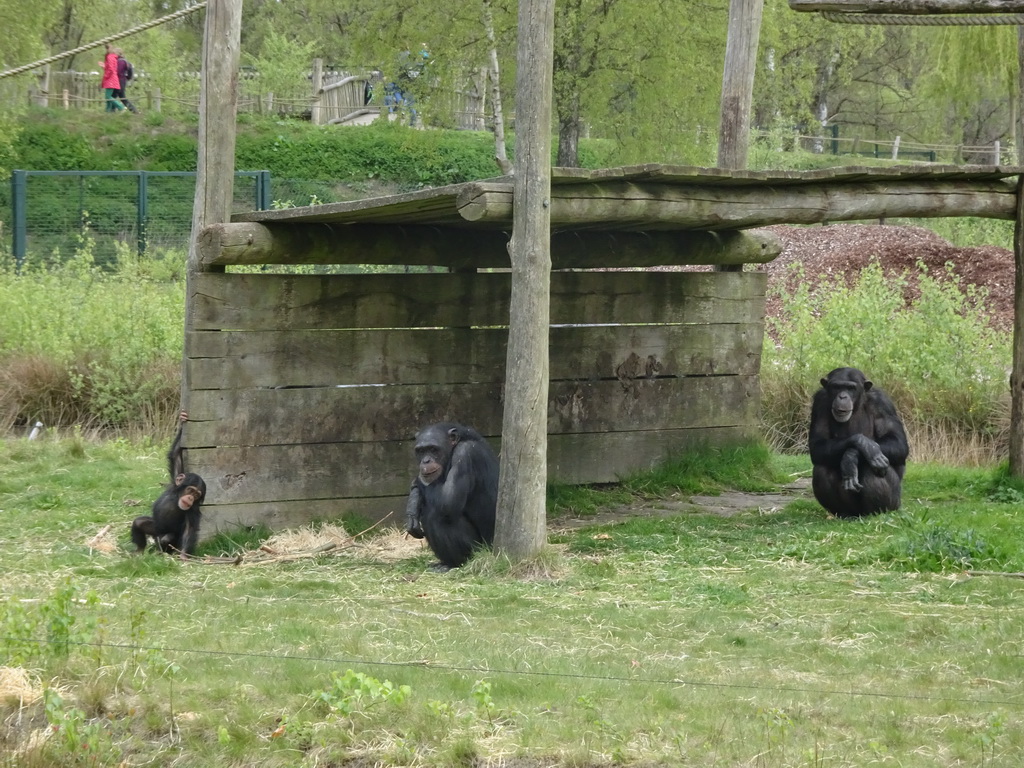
top-left (1010, 175), bottom-right (1024, 476)
top-left (717, 0), bottom-right (763, 170)
top-left (493, 0), bottom-right (555, 561)
top-left (716, 0), bottom-right (762, 274)
top-left (182, 0), bottom-right (242, 441)
top-left (311, 58), bottom-right (324, 125)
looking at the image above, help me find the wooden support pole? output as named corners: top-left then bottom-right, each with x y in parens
top-left (718, 0), bottom-right (764, 171)
top-left (789, 0), bottom-right (1024, 12)
top-left (198, 222), bottom-right (781, 269)
top-left (182, 0), bottom-right (242, 439)
top-left (494, 0), bottom-right (556, 561)
top-left (1010, 174), bottom-right (1024, 476)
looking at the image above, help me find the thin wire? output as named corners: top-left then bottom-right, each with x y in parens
top-left (0, 3), bottom-right (208, 81)
top-left (13, 637), bottom-right (1024, 709)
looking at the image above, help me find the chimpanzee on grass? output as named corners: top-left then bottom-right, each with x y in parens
top-left (809, 368), bottom-right (909, 518)
top-left (131, 411), bottom-right (207, 557)
top-left (405, 422), bottom-right (498, 570)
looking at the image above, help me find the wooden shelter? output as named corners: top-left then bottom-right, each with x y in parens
top-left (186, 163), bottom-right (1024, 535)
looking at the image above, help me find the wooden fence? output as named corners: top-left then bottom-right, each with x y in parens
top-left (23, 61), bottom-right (488, 129)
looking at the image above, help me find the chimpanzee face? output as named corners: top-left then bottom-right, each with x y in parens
top-left (416, 443), bottom-right (445, 485)
top-left (822, 372), bottom-right (873, 424)
top-left (177, 486), bottom-right (203, 511)
top-left (414, 426), bottom-right (461, 485)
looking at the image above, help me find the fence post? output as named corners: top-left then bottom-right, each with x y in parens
top-left (138, 171), bottom-right (148, 257)
top-left (11, 171), bottom-right (27, 269)
top-left (257, 170), bottom-right (272, 210)
top-left (153, 87), bottom-right (162, 112)
top-left (994, 140), bottom-right (1001, 165)
top-left (62, 89), bottom-right (69, 109)
top-left (311, 58), bottom-right (323, 125)
top-left (891, 136), bottom-right (900, 161)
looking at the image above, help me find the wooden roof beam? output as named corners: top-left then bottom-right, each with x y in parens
top-left (198, 222), bottom-right (781, 269)
top-left (457, 179), bottom-right (1018, 228)
top-left (788, 0), bottom-right (1024, 13)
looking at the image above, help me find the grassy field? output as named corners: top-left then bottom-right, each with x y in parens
top-left (2, 437), bottom-right (1024, 767)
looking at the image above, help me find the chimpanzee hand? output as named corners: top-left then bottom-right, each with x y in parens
top-left (405, 484), bottom-right (425, 539)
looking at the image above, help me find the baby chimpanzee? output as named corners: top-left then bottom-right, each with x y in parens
top-left (131, 412), bottom-right (207, 557)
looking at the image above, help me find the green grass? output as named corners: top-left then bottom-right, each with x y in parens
top-left (2, 437), bottom-right (1024, 767)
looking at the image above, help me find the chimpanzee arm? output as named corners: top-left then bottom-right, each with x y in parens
top-left (180, 509), bottom-right (201, 557)
top-left (434, 444), bottom-right (475, 520)
top-left (869, 391), bottom-right (910, 467)
top-left (405, 482), bottom-right (425, 538)
top-left (167, 411), bottom-right (187, 483)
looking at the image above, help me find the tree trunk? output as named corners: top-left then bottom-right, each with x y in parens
top-left (483, 0), bottom-right (512, 175)
top-left (556, 92), bottom-right (581, 168)
top-left (493, 0), bottom-right (555, 561)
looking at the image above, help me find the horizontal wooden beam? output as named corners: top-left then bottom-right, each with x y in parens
top-left (456, 179), bottom-right (1018, 229)
top-left (198, 222), bottom-right (781, 268)
top-left (789, 0), bottom-right (1024, 12)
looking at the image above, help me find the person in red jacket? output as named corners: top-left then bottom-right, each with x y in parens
top-left (99, 44), bottom-right (126, 113)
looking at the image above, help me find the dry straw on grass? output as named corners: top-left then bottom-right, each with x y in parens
top-left (0, 667), bottom-right (43, 706)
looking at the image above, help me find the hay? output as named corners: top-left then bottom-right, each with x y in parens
top-left (261, 525), bottom-right (426, 563)
top-left (0, 667), bottom-right (42, 706)
top-left (85, 523), bottom-right (118, 554)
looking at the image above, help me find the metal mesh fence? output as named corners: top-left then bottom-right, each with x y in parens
top-left (4, 170), bottom-right (270, 268)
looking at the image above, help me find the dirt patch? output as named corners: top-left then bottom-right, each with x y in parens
top-left (553, 479), bottom-right (812, 530)
top-left (756, 223), bottom-right (1014, 330)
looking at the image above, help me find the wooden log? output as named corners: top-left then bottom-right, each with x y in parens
top-left (789, 0), bottom-right (1024, 12)
top-left (185, 372), bottom-right (762, 449)
top-left (456, 179), bottom-right (1018, 228)
top-left (198, 221), bottom-right (781, 268)
top-left (185, 320), bottom-right (764, 390)
top-left (188, 270), bottom-right (767, 331)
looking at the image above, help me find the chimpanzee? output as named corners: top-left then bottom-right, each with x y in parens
top-left (809, 367), bottom-right (909, 518)
top-left (130, 412), bottom-right (207, 557)
top-left (404, 422), bottom-right (499, 569)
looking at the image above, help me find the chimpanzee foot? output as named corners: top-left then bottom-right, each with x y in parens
top-left (428, 561), bottom-right (453, 573)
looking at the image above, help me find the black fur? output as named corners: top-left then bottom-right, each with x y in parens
top-left (405, 422), bottom-right (498, 568)
top-left (131, 414), bottom-right (206, 555)
top-left (809, 367), bottom-right (909, 518)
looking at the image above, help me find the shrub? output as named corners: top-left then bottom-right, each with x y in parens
top-left (762, 260), bottom-right (1010, 460)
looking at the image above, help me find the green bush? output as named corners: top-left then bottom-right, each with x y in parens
top-left (762, 260), bottom-right (1010, 455)
top-left (0, 237), bottom-right (184, 429)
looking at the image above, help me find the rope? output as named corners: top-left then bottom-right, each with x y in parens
top-left (822, 11), bottom-right (1024, 24)
top-left (0, 2), bottom-right (208, 81)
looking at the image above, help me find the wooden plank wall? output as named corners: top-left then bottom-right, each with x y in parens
top-left (185, 269), bottom-right (766, 534)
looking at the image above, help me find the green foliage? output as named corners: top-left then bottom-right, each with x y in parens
top-left (312, 669), bottom-right (412, 717)
top-left (762, 260), bottom-right (1010, 453)
top-left (623, 440), bottom-right (786, 496)
top-left (0, 237), bottom-right (184, 429)
top-left (1, 577), bottom-right (99, 664)
top-left (42, 687), bottom-right (116, 765)
top-left (14, 122), bottom-right (96, 170)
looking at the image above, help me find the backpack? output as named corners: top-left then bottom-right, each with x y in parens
top-left (124, 60), bottom-right (134, 81)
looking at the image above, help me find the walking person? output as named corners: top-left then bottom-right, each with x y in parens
top-left (99, 43), bottom-right (126, 113)
top-left (116, 49), bottom-right (138, 113)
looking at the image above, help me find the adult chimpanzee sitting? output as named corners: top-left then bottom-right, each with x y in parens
top-left (131, 412), bottom-right (207, 557)
top-left (404, 422), bottom-right (498, 569)
top-left (809, 368), bottom-right (909, 518)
